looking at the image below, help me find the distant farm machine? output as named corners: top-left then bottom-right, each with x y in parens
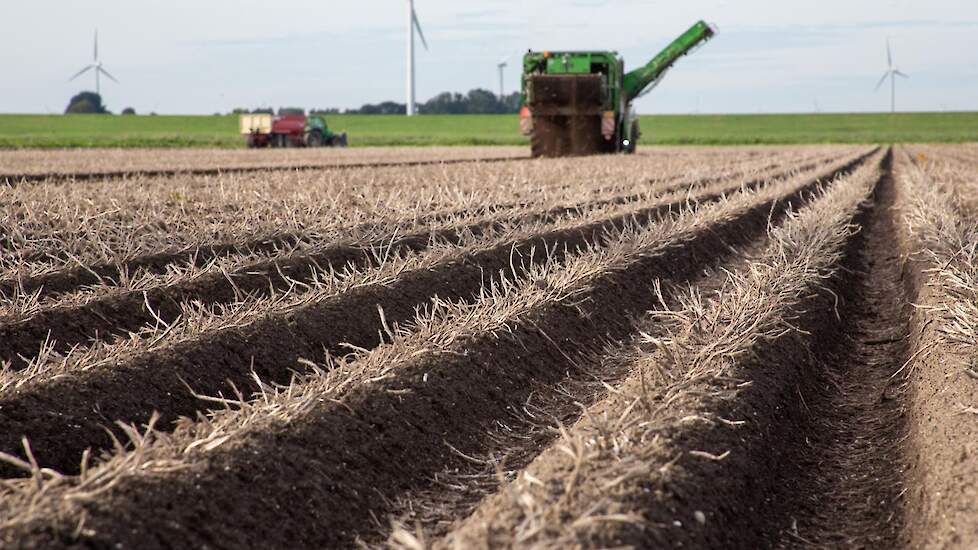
top-left (520, 20), bottom-right (716, 157)
top-left (240, 114), bottom-right (348, 148)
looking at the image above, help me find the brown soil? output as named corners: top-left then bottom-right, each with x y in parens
top-left (374, 158), bottom-right (844, 541)
top-left (374, 232), bottom-right (777, 545)
top-left (0, 152), bottom-right (828, 302)
top-left (0, 234), bottom-right (308, 302)
top-left (0, 175), bottom-right (768, 477)
top-left (2, 158), bottom-right (830, 549)
top-left (0, 216), bottom-right (497, 369)
top-left (767, 151), bottom-right (913, 547)
top-left (0, 152), bottom-right (854, 371)
top-left (0, 200), bottom-right (497, 300)
top-left (547, 150), bottom-right (930, 550)
top-left (0, 167), bottom-right (751, 374)
top-left (0, 169), bottom-right (679, 306)
top-left (895, 157), bottom-right (978, 549)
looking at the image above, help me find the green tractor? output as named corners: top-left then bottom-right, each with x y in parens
top-left (520, 20), bottom-right (716, 157)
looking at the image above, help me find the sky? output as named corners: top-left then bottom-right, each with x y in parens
top-left (1, 0), bottom-right (976, 115)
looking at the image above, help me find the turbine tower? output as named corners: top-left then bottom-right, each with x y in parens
top-left (496, 53), bottom-right (517, 100)
top-left (497, 60), bottom-right (508, 100)
top-left (875, 39), bottom-right (908, 113)
top-left (69, 29), bottom-right (118, 97)
top-left (406, 0), bottom-right (429, 116)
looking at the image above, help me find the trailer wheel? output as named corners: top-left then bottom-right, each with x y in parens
top-left (306, 131), bottom-right (324, 147)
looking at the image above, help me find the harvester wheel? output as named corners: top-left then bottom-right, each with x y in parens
top-left (306, 131), bottom-right (324, 147)
top-left (624, 122), bottom-right (639, 154)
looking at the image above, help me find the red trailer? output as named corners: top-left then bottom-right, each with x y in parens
top-left (240, 114), bottom-right (348, 148)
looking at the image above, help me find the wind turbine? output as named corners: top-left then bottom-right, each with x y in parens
top-left (875, 39), bottom-right (907, 113)
top-left (406, 0), bottom-right (429, 116)
top-left (497, 59), bottom-right (508, 100)
top-left (69, 29), bottom-right (118, 97)
top-left (496, 53), bottom-right (518, 100)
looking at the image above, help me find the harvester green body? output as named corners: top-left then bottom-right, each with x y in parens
top-left (520, 20), bottom-right (715, 157)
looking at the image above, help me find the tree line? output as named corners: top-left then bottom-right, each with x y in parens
top-left (64, 87), bottom-right (521, 116)
top-left (234, 88), bottom-right (520, 116)
top-left (65, 92), bottom-right (141, 115)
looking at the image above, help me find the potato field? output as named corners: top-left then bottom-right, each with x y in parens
top-left (0, 145), bottom-right (975, 548)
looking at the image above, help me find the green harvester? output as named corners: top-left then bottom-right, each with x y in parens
top-left (520, 20), bottom-right (716, 157)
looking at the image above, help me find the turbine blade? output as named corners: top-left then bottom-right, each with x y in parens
top-left (69, 65), bottom-right (94, 81)
top-left (874, 72), bottom-right (890, 91)
top-left (894, 70), bottom-right (909, 78)
top-left (412, 10), bottom-right (429, 51)
top-left (886, 38), bottom-right (892, 68)
top-left (94, 29), bottom-right (98, 61)
top-left (98, 67), bottom-right (118, 83)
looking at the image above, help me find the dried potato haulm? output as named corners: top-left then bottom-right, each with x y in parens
top-left (0, 146), bottom-right (529, 178)
top-left (437, 150), bottom-right (887, 549)
top-left (5, 146), bottom-right (971, 549)
top-left (892, 148), bottom-right (978, 550)
top-left (0, 149), bottom-right (867, 482)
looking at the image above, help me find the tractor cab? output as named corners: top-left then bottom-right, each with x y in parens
top-left (305, 116), bottom-right (348, 147)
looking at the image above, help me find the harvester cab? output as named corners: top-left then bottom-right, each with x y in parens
top-left (520, 20), bottom-right (715, 158)
top-left (240, 114), bottom-right (348, 148)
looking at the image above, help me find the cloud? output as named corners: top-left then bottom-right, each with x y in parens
top-left (3, 0), bottom-right (977, 114)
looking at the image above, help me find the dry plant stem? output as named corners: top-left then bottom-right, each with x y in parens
top-left (0, 148), bottom-right (834, 299)
top-left (0, 145), bottom-right (798, 178)
top-left (436, 152), bottom-right (885, 549)
top-left (0, 157), bottom-right (575, 285)
top-left (0, 164), bottom-right (812, 478)
top-left (372, 196), bottom-right (798, 544)
top-left (892, 147), bottom-right (978, 550)
top-left (0, 149), bottom-right (853, 372)
top-left (0, 190), bottom-right (670, 368)
top-left (0, 154), bottom-right (803, 388)
top-left (0, 149), bottom-right (876, 549)
top-left (0, 146), bottom-right (529, 180)
top-left (0, 151), bottom-right (872, 481)
top-left (0, 146), bottom-right (827, 317)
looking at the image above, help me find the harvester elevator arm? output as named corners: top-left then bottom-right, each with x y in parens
top-left (621, 20), bottom-right (716, 103)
